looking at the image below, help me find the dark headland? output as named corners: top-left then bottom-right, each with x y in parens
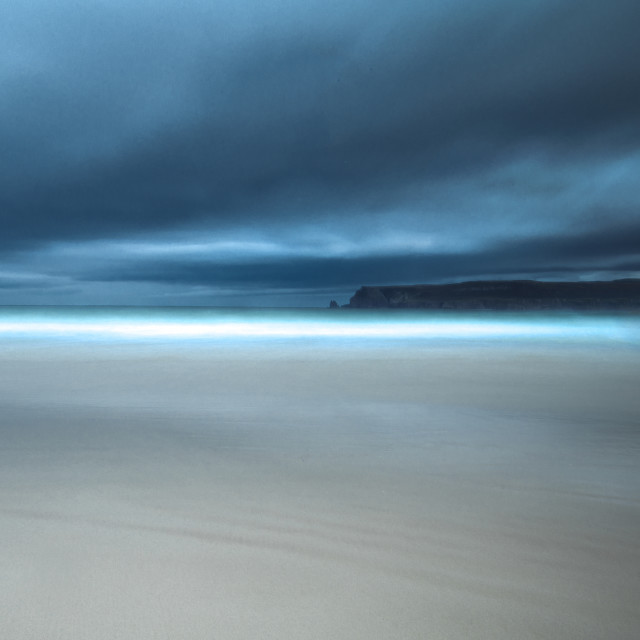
top-left (337, 279), bottom-right (640, 310)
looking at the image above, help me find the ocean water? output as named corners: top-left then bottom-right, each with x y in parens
top-left (1, 305), bottom-right (639, 344)
top-left (1, 307), bottom-right (639, 639)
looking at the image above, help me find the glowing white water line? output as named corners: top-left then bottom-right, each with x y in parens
top-left (0, 314), bottom-right (637, 342)
top-left (0, 319), bottom-right (546, 338)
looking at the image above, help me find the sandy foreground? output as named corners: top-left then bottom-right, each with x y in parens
top-left (0, 340), bottom-right (639, 639)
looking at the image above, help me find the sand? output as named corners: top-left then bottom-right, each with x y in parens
top-left (1, 341), bottom-right (639, 638)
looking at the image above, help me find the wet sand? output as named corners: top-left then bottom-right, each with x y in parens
top-left (1, 341), bottom-right (639, 638)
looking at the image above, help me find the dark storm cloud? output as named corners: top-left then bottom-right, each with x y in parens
top-left (2, 0), bottom-right (640, 248)
top-left (1, 0), bottom-right (639, 303)
top-left (82, 218), bottom-right (640, 294)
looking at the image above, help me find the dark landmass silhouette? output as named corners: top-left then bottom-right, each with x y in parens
top-left (342, 279), bottom-right (640, 310)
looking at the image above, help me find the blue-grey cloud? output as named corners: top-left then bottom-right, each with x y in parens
top-left (1, 0), bottom-right (639, 303)
top-left (72, 219), bottom-right (640, 294)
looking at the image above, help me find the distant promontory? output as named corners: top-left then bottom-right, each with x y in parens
top-left (343, 279), bottom-right (640, 310)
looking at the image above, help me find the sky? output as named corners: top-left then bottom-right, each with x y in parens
top-left (1, 0), bottom-right (639, 306)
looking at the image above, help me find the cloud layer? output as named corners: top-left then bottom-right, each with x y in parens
top-left (2, 0), bottom-right (639, 304)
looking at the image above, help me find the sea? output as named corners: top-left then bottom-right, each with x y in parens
top-left (1, 306), bottom-right (639, 639)
top-left (1, 305), bottom-right (639, 344)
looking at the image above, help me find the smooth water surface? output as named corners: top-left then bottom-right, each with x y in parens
top-left (1, 306), bottom-right (639, 345)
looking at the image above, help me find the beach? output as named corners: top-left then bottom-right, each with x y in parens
top-left (1, 327), bottom-right (639, 638)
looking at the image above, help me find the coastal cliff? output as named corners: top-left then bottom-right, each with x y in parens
top-left (346, 279), bottom-right (640, 310)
